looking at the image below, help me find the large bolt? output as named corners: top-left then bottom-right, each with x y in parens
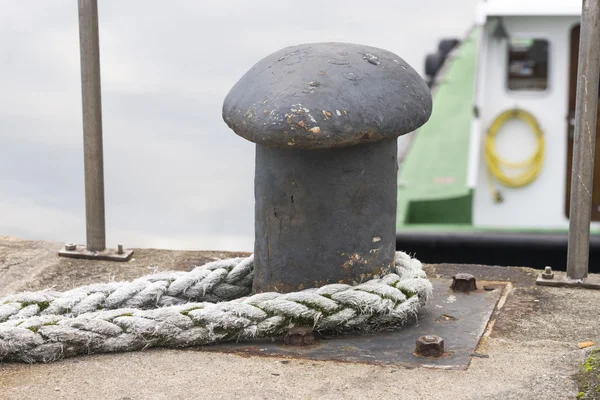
top-left (222, 42), bottom-right (432, 292)
top-left (415, 335), bottom-right (444, 357)
top-left (65, 243), bottom-right (77, 251)
top-left (450, 273), bottom-right (477, 292)
top-left (284, 327), bottom-right (315, 346)
top-left (542, 266), bottom-right (554, 279)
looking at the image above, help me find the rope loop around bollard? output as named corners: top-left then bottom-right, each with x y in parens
top-left (0, 251), bottom-right (432, 363)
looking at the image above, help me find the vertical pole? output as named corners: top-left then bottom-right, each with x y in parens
top-left (566, 0), bottom-right (600, 280)
top-left (78, 0), bottom-right (106, 251)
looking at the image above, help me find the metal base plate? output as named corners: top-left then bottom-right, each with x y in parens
top-left (58, 245), bottom-right (134, 261)
top-left (199, 279), bottom-right (504, 370)
top-left (536, 271), bottom-right (600, 289)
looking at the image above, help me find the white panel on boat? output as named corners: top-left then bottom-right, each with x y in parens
top-left (473, 15), bottom-right (587, 229)
top-left (478, 0), bottom-right (580, 19)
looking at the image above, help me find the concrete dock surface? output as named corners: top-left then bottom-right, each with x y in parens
top-left (1, 236), bottom-right (599, 399)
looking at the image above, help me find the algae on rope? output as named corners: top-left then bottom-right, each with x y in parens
top-left (0, 252), bottom-right (432, 364)
top-left (20, 301), bottom-right (50, 312)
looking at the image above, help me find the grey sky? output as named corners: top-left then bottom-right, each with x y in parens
top-left (0, 0), bottom-right (480, 251)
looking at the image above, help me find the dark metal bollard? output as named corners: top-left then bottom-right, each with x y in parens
top-left (223, 42), bottom-right (432, 293)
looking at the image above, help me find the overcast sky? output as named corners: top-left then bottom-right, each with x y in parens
top-left (0, 0), bottom-right (480, 252)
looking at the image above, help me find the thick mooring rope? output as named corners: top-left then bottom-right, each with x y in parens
top-left (0, 252), bottom-right (431, 363)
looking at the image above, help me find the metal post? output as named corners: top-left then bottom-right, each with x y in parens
top-left (78, 0), bottom-right (106, 252)
top-left (59, 1), bottom-right (133, 261)
top-left (566, 0), bottom-right (600, 281)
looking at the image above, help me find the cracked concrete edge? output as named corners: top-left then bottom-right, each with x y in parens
top-left (0, 236), bottom-right (251, 297)
top-left (0, 236), bottom-right (65, 296)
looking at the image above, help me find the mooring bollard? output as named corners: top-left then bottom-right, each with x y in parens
top-left (223, 42), bottom-right (432, 293)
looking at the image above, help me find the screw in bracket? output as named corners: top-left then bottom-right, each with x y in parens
top-left (450, 273), bottom-right (477, 292)
top-left (65, 243), bottom-right (77, 251)
top-left (284, 327), bottom-right (315, 346)
top-left (542, 266), bottom-right (554, 280)
top-left (415, 335), bottom-right (444, 357)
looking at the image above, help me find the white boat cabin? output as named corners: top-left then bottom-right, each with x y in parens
top-left (468, 0), bottom-right (600, 230)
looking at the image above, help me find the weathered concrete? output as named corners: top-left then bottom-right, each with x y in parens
top-left (1, 236), bottom-right (599, 399)
top-left (0, 236), bottom-right (250, 296)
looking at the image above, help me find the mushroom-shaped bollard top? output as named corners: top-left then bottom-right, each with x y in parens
top-left (223, 42), bottom-right (432, 150)
top-left (222, 42), bottom-right (432, 293)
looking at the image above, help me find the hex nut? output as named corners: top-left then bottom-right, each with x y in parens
top-left (284, 327), bottom-right (315, 346)
top-left (415, 335), bottom-right (444, 357)
top-left (450, 273), bottom-right (477, 292)
top-left (65, 243), bottom-right (77, 251)
top-left (542, 266), bottom-right (554, 280)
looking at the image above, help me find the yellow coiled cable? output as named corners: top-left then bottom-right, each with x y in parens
top-left (484, 109), bottom-right (544, 202)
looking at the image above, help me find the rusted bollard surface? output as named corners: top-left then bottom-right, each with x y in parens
top-left (254, 139), bottom-right (397, 292)
top-left (223, 42), bottom-right (432, 293)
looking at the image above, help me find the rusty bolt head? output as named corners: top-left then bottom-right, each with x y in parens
top-left (65, 243), bottom-right (77, 251)
top-left (284, 327), bottom-right (315, 346)
top-left (542, 266), bottom-right (554, 280)
top-left (415, 335), bottom-right (444, 357)
top-left (450, 273), bottom-right (477, 292)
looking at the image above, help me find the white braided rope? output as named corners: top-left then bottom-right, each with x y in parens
top-left (0, 252), bottom-right (431, 363)
top-left (0, 256), bottom-right (255, 323)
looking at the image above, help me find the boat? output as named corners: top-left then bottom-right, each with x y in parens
top-left (395, 0), bottom-right (600, 270)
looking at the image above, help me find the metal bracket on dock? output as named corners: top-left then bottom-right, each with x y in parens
top-left (536, 271), bottom-right (600, 290)
top-left (203, 278), bottom-right (504, 370)
top-left (58, 244), bottom-right (133, 262)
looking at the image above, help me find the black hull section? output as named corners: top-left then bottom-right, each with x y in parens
top-left (396, 231), bottom-right (600, 272)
